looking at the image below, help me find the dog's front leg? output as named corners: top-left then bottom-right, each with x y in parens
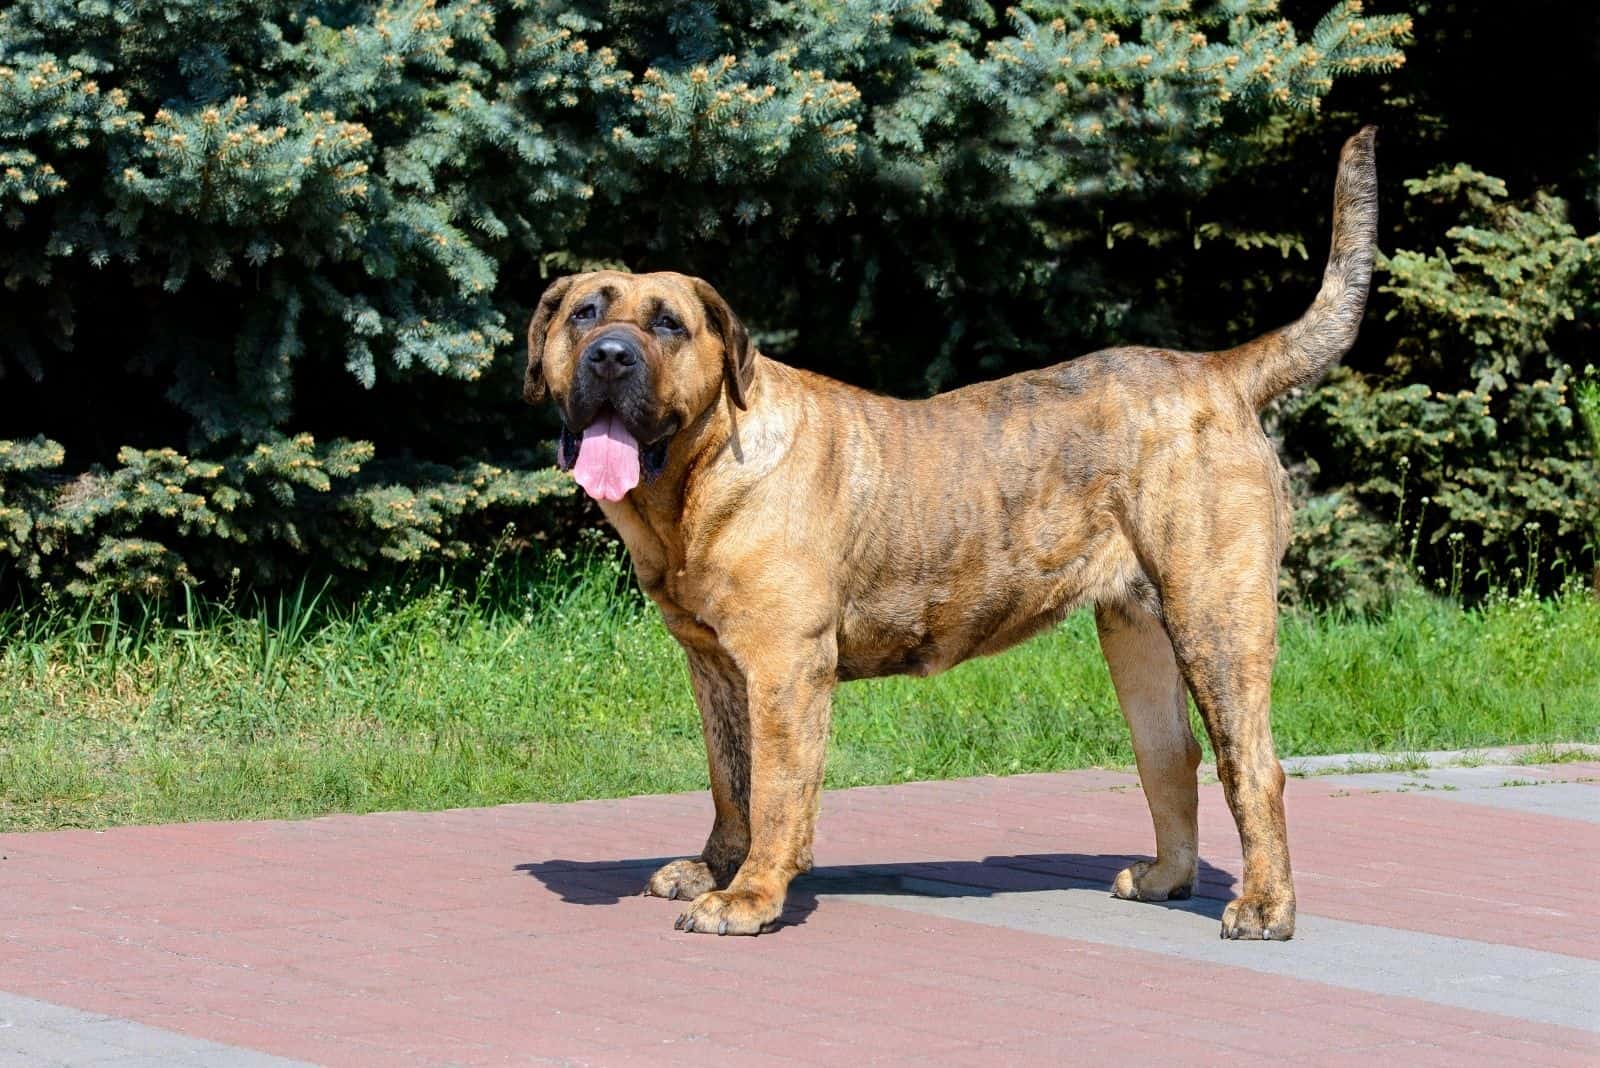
top-left (647, 647), bottom-right (750, 901)
top-left (674, 634), bottom-right (836, 935)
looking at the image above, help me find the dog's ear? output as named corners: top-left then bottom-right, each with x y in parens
top-left (693, 278), bottom-right (753, 410)
top-left (523, 275), bottom-right (575, 404)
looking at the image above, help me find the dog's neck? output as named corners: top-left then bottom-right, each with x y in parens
top-left (597, 354), bottom-right (778, 589)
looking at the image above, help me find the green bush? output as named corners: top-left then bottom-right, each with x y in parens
top-left (0, 433), bottom-right (573, 595)
top-left (1578, 369), bottom-right (1600, 456)
top-left (1281, 166), bottom-right (1599, 607)
top-left (0, 0), bottom-right (1409, 597)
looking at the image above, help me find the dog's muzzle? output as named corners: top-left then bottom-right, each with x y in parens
top-left (558, 329), bottom-right (673, 502)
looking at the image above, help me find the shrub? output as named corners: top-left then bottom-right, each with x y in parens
top-left (1281, 166), bottom-right (1599, 607)
top-left (0, 433), bottom-right (573, 596)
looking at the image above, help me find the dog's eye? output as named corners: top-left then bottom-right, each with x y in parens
top-left (651, 313), bottom-right (683, 335)
top-left (571, 303), bottom-right (598, 324)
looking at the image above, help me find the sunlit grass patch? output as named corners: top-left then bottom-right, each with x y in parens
top-left (3, 551), bottom-right (1596, 830)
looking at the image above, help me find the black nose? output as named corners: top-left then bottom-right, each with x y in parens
top-left (584, 336), bottom-right (639, 380)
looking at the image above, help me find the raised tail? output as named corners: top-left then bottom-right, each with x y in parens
top-left (1220, 126), bottom-right (1379, 409)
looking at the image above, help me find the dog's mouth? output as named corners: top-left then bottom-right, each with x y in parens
top-left (557, 409), bottom-right (671, 502)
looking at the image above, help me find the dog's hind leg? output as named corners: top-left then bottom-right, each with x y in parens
top-left (1096, 601), bottom-right (1202, 903)
top-left (646, 648), bottom-right (750, 901)
top-left (1163, 564), bottom-right (1295, 940)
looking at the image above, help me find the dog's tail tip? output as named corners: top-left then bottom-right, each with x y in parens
top-left (1226, 125), bottom-right (1380, 409)
top-left (1338, 126), bottom-right (1379, 173)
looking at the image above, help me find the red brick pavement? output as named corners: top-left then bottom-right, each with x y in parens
top-left (2, 764), bottom-right (1596, 1066)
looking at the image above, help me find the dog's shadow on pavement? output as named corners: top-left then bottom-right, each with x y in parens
top-left (516, 854), bottom-right (1235, 931)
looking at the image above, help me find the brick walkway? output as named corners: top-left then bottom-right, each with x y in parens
top-left (2, 755), bottom-right (1597, 1065)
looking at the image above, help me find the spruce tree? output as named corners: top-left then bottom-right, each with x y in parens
top-left (0, 0), bottom-right (1409, 597)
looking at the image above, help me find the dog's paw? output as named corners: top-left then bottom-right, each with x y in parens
top-left (645, 859), bottom-right (717, 901)
top-left (673, 888), bottom-right (781, 936)
top-left (1220, 893), bottom-right (1295, 941)
top-left (1111, 858), bottom-right (1195, 902)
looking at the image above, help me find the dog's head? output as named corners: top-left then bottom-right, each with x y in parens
top-left (523, 271), bottom-right (753, 502)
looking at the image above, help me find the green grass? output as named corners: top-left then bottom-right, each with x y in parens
top-left (1512, 742), bottom-right (1599, 765)
top-left (1299, 753), bottom-right (1436, 776)
top-left (2, 551), bottom-right (1597, 830)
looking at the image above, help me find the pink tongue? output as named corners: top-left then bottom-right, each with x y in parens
top-left (572, 413), bottom-right (641, 502)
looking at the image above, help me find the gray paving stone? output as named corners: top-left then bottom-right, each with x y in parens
top-left (1316, 769), bottom-right (1600, 822)
top-left (81, 1057), bottom-right (218, 1068)
top-left (0, 1021), bottom-right (130, 1066)
top-left (0, 991), bottom-right (308, 1068)
top-left (68, 1017), bottom-right (219, 1057)
top-left (1281, 745), bottom-right (1599, 775)
top-left (827, 875), bottom-right (1600, 1032)
top-left (1425, 780), bottom-right (1598, 822)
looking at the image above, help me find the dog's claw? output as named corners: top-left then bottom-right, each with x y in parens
top-left (718, 919), bottom-right (728, 935)
top-left (667, 886), bottom-right (678, 900)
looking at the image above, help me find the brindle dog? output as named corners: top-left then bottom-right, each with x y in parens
top-left (525, 128), bottom-right (1378, 940)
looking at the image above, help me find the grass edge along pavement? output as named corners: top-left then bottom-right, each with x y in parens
top-left (1, 552), bottom-right (1596, 831)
